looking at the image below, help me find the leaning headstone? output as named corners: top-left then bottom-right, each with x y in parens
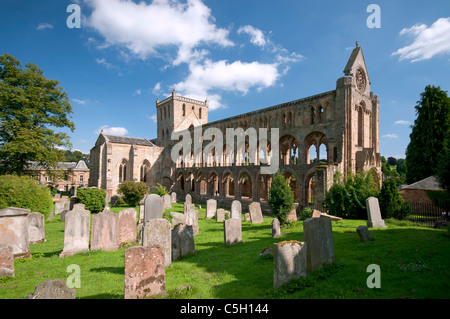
top-left (118, 208), bottom-right (137, 246)
top-left (172, 224), bottom-right (195, 261)
top-left (216, 208), bottom-right (226, 222)
top-left (171, 192), bottom-right (177, 204)
top-left (231, 200), bottom-right (242, 220)
top-left (28, 212), bottom-right (45, 244)
top-left (273, 241), bottom-right (307, 288)
top-left (366, 197), bottom-right (386, 228)
top-left (90, 209), bottom-right (119, 252)
top-left (248, 202), bottom-right (263, 224)
top-left (206, 199), bottom-right (217, 219)
top-left (185, 210), bottom-right (199, 236)
top-left (144, 194), bottom-right (164, 223)
top-left (163, 194), bottom-right (172, 209)
top-left (224, 218), bottom-right (242, 246)
top-left (356, 225), bottom-right (373, 242)
top-left (60, 205), bottom-right (90, 257)
top-left (320, 212), bottom-right (342, 222)
top-left (124, 245), bottom-right (165, 299)
top-left (26, 279), bottom-right (76, 299)
top-left (303, 217), bottom-right (334, 272)
top-left (142, 218), bottom-right (171, 267)
top-left (0, 207), bottom-right (31, 259)
top-left (272, 218), bottom-right (281, 238)
top-left (0, 246), bottom-right (14, 277)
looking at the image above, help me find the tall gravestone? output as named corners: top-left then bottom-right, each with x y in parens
top-left (142, 218), bottom-right (171, 267)
top-left (171, 192), bottom-right (177, 204)
top-left (224, 218), bottom-right (242, 246)
top-left (91, 209), bottom-right (119, 252)
top-left (249, 202), bottom-right (263, 224)
top-left (366, 197), bottom-right (387, 228)
top-left (60, 205), bottom-right (90, 257)
top-left (273, 241), bottom-right (307, 288)
top-left (303, 217), bottom-right (334, 272)
top-left (272, 218), bottom-right (281, 238)
top-left (163, 194), bottom-right (172, 209)
top-left (216, 208), bottom-right (226, 222)
top-left (206, 199), bottom-right (217, 219)
top-left (118, 208), bottom-right (137, 246)
top-left (124, 245), bottom-right (165, 299)
top-left (185, 209), bottom-right (199, 236)
top-left (144, 194), bottom-right (164, 223)
top-left (0, 207), bottom-right (31, 259)
top-left (28, 212), bottom-right (45, 244)
top-left (231, 200), bottom-right (242, 220)
top-left (172, 224), bottom-right (195, 261)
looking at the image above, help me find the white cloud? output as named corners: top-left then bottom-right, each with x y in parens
top-left (72, 99), bottom-right (87, 105)
top-left (395, 120), bottom-right (410, 125)
top-left (133, 89), bottom-right (142, 96)
top-left (238, 25), bottom-right (267, 47)
top-left (95, 58), bottom-right (113, 69)
top-left (95, 125), bottom-right (128, 136)
top-left (85, 0), bottom-right (234, 65)
top-left (174, 59), bottom-right (280, 110)
top-left (382, 134), bottom-right (399, 138)
top-left (37, 23), bottom-right (53, 30)
top-left (152, 82), bottom-right (162, 96)
top-left (393, 17), bottom-right (450, 62)
top-left (146, 114), bottom-right (157, 123)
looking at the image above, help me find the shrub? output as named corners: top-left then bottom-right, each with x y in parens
top-left (378, 178), bottom-right (410, 220)
top-left (118, 181), bottom-right (149, 207)
top-left (76, 187), bottom-right (106, 213)
top-left (0, 174), bottom-right (53, 218)
top-left (299, 207), bottom-right (312, 221)
top-left (151, 183), bottom-right (169, 196)
top-left (268, 172), bottom-right (294, 224)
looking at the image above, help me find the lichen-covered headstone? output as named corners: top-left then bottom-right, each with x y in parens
top-left (90, 209), bottom-right (119, 252)
top-left (273, 241), bottom-right (307, 288)
top-left (60, 205), bottom-right (90, 257)
top-left (142, 218), bottom-right (171, 267)
top-left (172, 224), bottom-right (195, 261)
top-left (303, 217), bottom-right (334, 272)
top-left (249, 202), bottom-right (263, 224)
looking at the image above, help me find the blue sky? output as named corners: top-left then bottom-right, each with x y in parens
top-left (1, 0), bottom-right (449, 158)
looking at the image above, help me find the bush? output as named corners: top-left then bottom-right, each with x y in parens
top-left (76, 187), bottom-right (106, 213)
top-left (268, 172), bottom-right (294, 224)
top-left (378, 178), bottom-right (410, 220)
top-left (118, 181), bottom-right (149, 207)
top-left (151, 183), bottom-right (169, 196)
top-left (0, 174), bottom-right (53, 218)
top-left (299, 207), bottom-right (312, 221)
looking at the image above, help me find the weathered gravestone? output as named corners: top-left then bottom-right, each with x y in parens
top-left (185, 210), bottom-right (199, 236)
top-left (356, 225), bottom-right (373, 242)
top-left (244, 213), bottom-right (251, 222)
top-left (231, 200), bottom-right (242, 220)
top-left (272, 218), bottom-right (281, 238)
top-left (0, 246), bottom-right (14, 277)
top-left (206, 199), bottom-right (217, 219)
top-left (90, 209), bottom-right (119, 252)
top-left (224, 218), bottom-right (242, 246)
top-left (0, 207), bottom-right (31, 259)
top-left (303, 217), bottom-right (334, 272)
top-left (124, 245), bottom-right (165, 299)
top-left (184, 203), bottom-right (195, 213)
top-left (185, 194), bottom-right (192, 205)
top-left (118, 208), bottom-right (137, 246)
top-left (28, 212), bottom-right (45, 244)
top-left (163, 194), bottom-right (172, 209)
top-left (144, 194), bottom-right (164, 223)
top-left (54, 201), bottom-right (65, 215)
top-left (142, 218), bottom-right (171, 267)
top-left (171, 192), bottom-right (177, 204)
top-left (60, 205), bottom-right (90, 257)
top-left (216, 208), bottom-right (226, 222)
top-left (366, 197), bottom-right (386, 228)
top-left (273, 241), bottom-right (307, 288)
top-left (170, 212), bottom-right (186, 227)
top-left (138, 197), bottom-right (145, 224)
top-left (249, 202), bottom-right (263, 224)
top-left (26, 279), bottom-right (76, 299)
top-left (172, 224), bottom-right (195, 261)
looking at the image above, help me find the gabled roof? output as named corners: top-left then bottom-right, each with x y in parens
top-left (401, 176), bottom-right (443, 190)
top-left (27, 160), bottom-right (89, 171)
top-left (103, 134), bottom-right (155, 147)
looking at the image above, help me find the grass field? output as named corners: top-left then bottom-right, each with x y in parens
top-left (1, 202), bottom-right (449, 299)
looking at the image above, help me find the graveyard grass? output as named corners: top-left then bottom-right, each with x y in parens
top-left (1, 202), bottom-right (450, 299)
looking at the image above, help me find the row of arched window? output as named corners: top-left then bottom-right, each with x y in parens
top-left (118, 160), bottom-right (150, 183)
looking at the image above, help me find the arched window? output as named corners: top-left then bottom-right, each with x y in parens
top-left (318, 105), bottom-right (324, 123)
top-left (140, 161), bottom-right (150, 183)
top-left (182, 104), bottom-right (186, 116)
top-left (311, 107), bottom-right (316, 124)
top-left (119, 160), bottom-right (128, 183)
top-left (358, 106), bottom-right (364, 147)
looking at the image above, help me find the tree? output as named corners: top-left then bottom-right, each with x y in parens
top-left (118, 181), bottom-right (149, 207)
top-left (378, 178), bottom-right (410, 220)
top-left (436, 136), bottom-right (450, 191)
top-left (0, 54), bottom-right (75, 175)
top-left (268, 172), bottom-right (294, 224)
top-left (76, 187), bottom-right (106, 213)
top-left (405, 85), bottom-right (450, 184)
top-left (387, 157), bottom-right (397, 166)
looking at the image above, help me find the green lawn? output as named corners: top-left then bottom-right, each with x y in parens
top-left (1, 202), bottom-right (449, 299)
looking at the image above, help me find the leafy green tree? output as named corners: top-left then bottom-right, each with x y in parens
top-left (76, 187), bottom-right (106, 213)
top-left (396, 158), bottom-right (406, 177)
top-left (0, 53), bottom-right (75, 175)
top-left (151, 183), bottom-right (169, 196)
top-left (436, 137), bottom-right (450, 191)
top-left (378, 178), bottom-right (410, 220)
top-left (118, 181), bottom-right (149, 207)
top-left (268, 172), bottom-right (294, 224)
top-left (405, 85), bottom-right (450, 184)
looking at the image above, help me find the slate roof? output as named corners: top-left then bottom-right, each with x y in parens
top-left (401, 176), bottom-right (443, 190)
top-left (103, 134), bottom-right (155, 147)
top-left (28, 160), bottom-right (89, 171)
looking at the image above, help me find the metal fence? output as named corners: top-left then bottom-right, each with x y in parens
top-left (406, 200), bottom-right (450, 226)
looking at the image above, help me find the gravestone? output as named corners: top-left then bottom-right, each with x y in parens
top-left (0, 207), bottom-right (31, 259)
top-left (231, 200), bottom-right (242, 220)
top-left (54, 201), bottom-right (65, 215)
top-left (303, 217), bottom-right (334, 272)
top-left (185, 194), bottom-right (192, 205)
top-left (163, 194), bottom-right (172, 209)
top-left (124, 245), bottom-right (165, 299)
top-left (28, 212), bottom-right (45, 244)
top-left (172, 224), bottom-right (195, 261)
top-left (171, 192), bottom-right (177, 204)
top-left (216, 208), bottom-right (226, 222)
top-left (0, 246), bottom-right (14, 277)
top-left (244, 213), bottom-right (251, 222)
top-left (272, 218), bottom-right (281, 238)
top-left (224, 218), bottom-right (242, 246)
top-left (118, 208), bottom-right (137, 246)
top-left (144, 194), bottom-right (163, 223)
top-left (248, 202), bottom-right (263, 224)
top-left (312, 210), bottom-right (321, 218)
top-left (286, 208), bottom-right (298, 222)
top-left (142, 218), bottom-right (171, 267)
top-left (185, 210), bottom-right (199, 236)
top-left (273, 241), bottom-right (307, 288)
top-left (90, 209), bottom-right (119, 252)
top-left (138, 197), bottom-right (145, 223)
top-left (25, 279), bottom-right (76, 299)
top-left (60, 205), bottom-right (90, 257)
top-left (206, 199), bottom-right (217, 219)
top-left (356, 225), bottom-right (373, 242)
top-left (184, 203), bottom-right (195, 213)
top-left (170, 212), bottom-right (186, 227)
top-left (365, 197), bottom-right (386, 228)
